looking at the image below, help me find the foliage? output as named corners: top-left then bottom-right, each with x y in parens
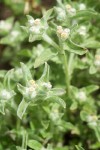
top-left (0, 0), bottom-right (100, 149)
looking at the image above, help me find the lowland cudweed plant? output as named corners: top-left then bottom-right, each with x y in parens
top-left (0, 0), bottom-right (100, 149)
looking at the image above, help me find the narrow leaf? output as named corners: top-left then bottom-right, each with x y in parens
top-left (28, 140), bottom-right (42, 150)
top-left (17, 98), bottom-right (30, 119)
top-left (34, 49), bottom-right (57, 68)
top-left (64, 39), bottom-right (87, 55)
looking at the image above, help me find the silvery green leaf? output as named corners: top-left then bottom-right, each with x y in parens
top-left (0, 101), bottom-right (5, 115)
top-left (46, 96), bottom-right (66, 108)
top-left (82, 39), bottom-right (100, 49)
top-left (42, 33), bottom-right (60, 51)
top-left (50, 88), bottom-right (66, 96)
top-left (29, 34), bottom-right (42, 42)
top-left (75, 145), bottom-right (85, 150)
top-left (72, 10), bottom-right (98, 19)
top-left (89, 64), bottom-right (97, 74)
top-left (16, 146), bottom-right (26, 150)
top-left (80, 111), bottom-right (88, 121)
top-left (20, 62), bottom-right (32, 81)
top-left (17, 98), bottom-right (30, 119)
top-left (26, 15), bottom-right (34, 21)
top-left (17, 84), bottom-right (26, 95)
top-left (70, 101), bottom-right (78, 110)
top-left (42, 8), bottom-right (53, 23)
top-left (83, 85), bottom-right (99, 94)
top-left (64, 39), bottom-right (87, 55)
top-left (38, 63), bottom-right (50, 82)
top-left (28, 140), bottom-right (42, 150)
top-left (34, 49), bottom-right (57, 68)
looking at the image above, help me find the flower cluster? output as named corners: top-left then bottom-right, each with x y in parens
top-left (57, 26), bottom-right (70, 41)
top-left (66, 4), bottom-right (76, 16)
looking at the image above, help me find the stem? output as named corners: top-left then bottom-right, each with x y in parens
top-left (59, 40), bottom-right (70, 96)
top-left (42, 33), bottom-right (61, 51)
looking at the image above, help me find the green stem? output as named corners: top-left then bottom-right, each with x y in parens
top-left (42, 33), bottom-right (61, 51)
top-left (60, 41), bottom-right (70, 96)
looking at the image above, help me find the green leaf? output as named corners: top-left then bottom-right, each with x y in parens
top-left (26, 15), bottom-right (34, 21)
top-left (64, 39), bottom-right (87, 55)
top-left (17, 98), bottom-right (30, 119)
top-left (70, 101), bottom-right (78, 110)
top-left (42, 8), bottom-right (53, 22)
top-left (16, 146), bottom-right (26, 150)
top-left (47, 96), bottom-right (66, 108)
top-left (89, 64), bottom-right (97, 74)
top-left (0, 101), bottom-right (6, 115)
top-left (72, 10), bottom-right (98, 19)
top-left (43, 33), bottom-right (60, 51)
top-left (28, 140), bottom-right (42, 150)
top-left (84, 85), bottom-right (99, 94)
top-left (80, 111), bottom-right (88, 121)
top-left (94, 127), bottom-right (100, 142)
top-left (29, 34), bottom-right (42, 42)
top-left (75, 145), bottom-right (85, 150)
top-left (50, 88), bottom-right (66, 96)
top-left (82, 39), bottom-right (100, 49)
top-left (38, 63), bottom-right (50, 82)
top-left (20, 62), bottom-right (32, 82)
top-left (34, 49), bottom-right (57, 68)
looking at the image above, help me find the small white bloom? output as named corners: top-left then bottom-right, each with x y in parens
top-left (34, 19), bottom-right (41, 25)
top-left (25, 87), bottom-right (37, 99)
top-left (78, 26), bottom-right (86, 36)
top-left (57, 26), bottom-right (70, 40)
top-left (28, 19), bottom-right (34, 26)
top-left (94, 55), bottom-right (100, 67)
top-left (79, 3), bottom-right (86, 10)
top-left (66, 4), bottom-right (76, 16)
top-left (76, 91), bottom-right (86, 101)
top-left (94, 60), bottom-right (100, 67)
top-left (42, 82), bottom-right (52, 90)
top-left (1, 89), bottom-right (11, 100)
top-left (29, 26), bottom-right (40, 34)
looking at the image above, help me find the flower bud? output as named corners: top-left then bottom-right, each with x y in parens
top-left (57, 26), bottom-right (70, 41)
top-left (79, 3), bottom-right (86, 10)
top-left (42, 82), bottom-right (52, 90)
top-left (1, 89), bottom-right (12, 100)
top-left (76, 91), bottom-right (86, 101)
top-left (66, 4), bottom-right (76, 16)
top-left (94, 55), bottom-right (100, 67)
top-left (78, 26), bottom-right (86, 36)
top-left (34, 19), bottom-right (41, 26)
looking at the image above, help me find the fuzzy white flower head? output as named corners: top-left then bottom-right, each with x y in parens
top-left (61, 28), bottom-right (70, 40)
top-left (76, 91), bottom-right (86, 101)
top-left (94, 55), bottom-right (100, 67)
top-left (25, 87), bottom-right (37, 99)
top-left (50, 109), bottom-right (59, 121)
top-left (57, 26), bottom-right (70, 40)
top-left (28, 19), bottom-right (34, 26)
top-left (66, 4), bottom-right (76, 16)
top-left (1, 89), bottom-right (11, 100)
top-left (29, 26), bottom-right (40, 34)
top-left (79, 3), bottom-right (86, 10)
top-left (42, 82), bottom-right (52, 90)
top-left (34, 19), bottom-right (41, 25)
top-left (78, 26), bottom-right (86, 36)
